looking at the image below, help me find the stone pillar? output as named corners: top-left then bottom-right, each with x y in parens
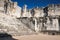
top-left (23, 5), bottom-right (27, 17)
top-left (56, 19), bottom-right (59, 31)
top-left (46, 17), bottom-right (52, 30)
top-left (34, 18), bottom-right (39, 32)
top-left (14, 2), bottom-right (17, 8)
top-left (24, 5), bottom-right (27, 12)
top-left (52, 18), bottom-right (59, 31)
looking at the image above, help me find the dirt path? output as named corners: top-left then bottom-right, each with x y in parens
top-left (13, 33), bottom-right (60, 40)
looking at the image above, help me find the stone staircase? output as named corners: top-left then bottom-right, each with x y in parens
top-left (0, 13), bottom-right (36, 36)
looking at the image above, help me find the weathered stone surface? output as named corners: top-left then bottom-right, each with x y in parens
top-left (0, 13), bottom-right (35, 36)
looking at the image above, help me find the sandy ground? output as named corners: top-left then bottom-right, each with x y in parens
top-left (0, 33), bottom-right (60, 40)
top-left (13, 33), bottom-right (60, 40)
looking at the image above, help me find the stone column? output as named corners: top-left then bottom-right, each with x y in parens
top-left (23, 5), bottom-right (27, 17)
top-left (56, 19), bottom-right (59, 31)
top-left (52, 18), bottom-right (59, 31)
top-left (46, 17), bottom-right (51, 30)
top-left (34, 18), bottom-right (39, 32)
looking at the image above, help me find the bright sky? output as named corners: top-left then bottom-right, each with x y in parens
top-left (12, 0), bottom-right (60, 9)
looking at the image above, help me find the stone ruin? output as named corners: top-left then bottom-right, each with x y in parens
top-left (0, 0), bottom-right (60, 35)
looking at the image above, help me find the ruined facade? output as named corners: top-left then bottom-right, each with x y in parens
top-left (0, 0), bottom-right (60, 35)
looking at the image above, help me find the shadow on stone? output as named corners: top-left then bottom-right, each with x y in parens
top-left (0, 33), bottom-right (18, 40)
top-left (52, 33), bottom-right (55, 35)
